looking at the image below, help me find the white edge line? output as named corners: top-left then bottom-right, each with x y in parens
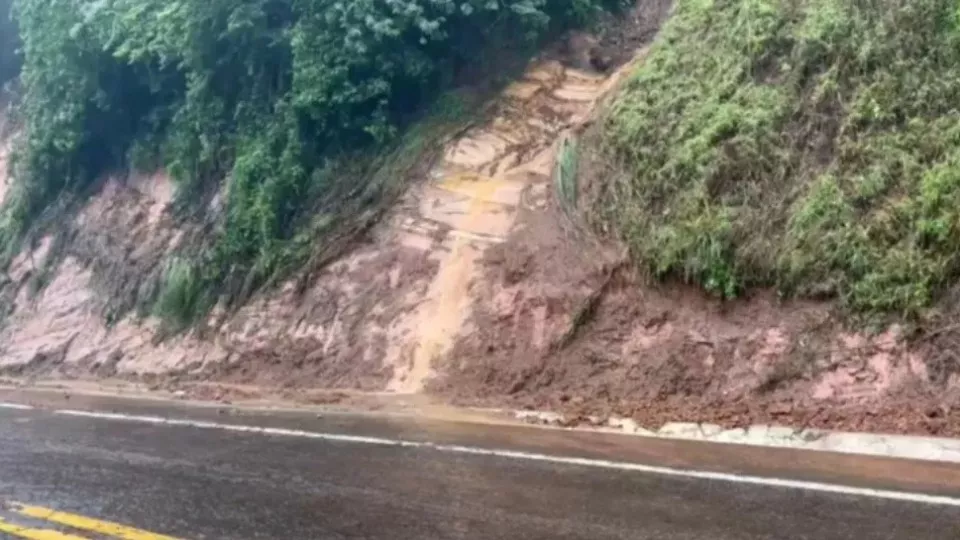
top-left (49, 408), bottom-right (960, 507)
top-left (0, 402), bottom-right (34, 410)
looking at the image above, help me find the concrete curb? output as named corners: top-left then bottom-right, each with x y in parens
top-left (513, 411), bottom-right (960, 464)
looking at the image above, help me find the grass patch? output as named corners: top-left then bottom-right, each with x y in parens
top-left (154, 257), bottom-right (207, 330)
top-left (594, 0), bottom-right (960, 317)
top-left (555, 134), bottom-right (580, 210)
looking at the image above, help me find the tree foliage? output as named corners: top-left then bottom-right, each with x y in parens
top-left (5, 0), bottom-right (619, 321)
top-left (0, 0), bottom-right (18, 87)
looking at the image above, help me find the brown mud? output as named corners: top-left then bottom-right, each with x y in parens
top-left (429, 192), bottom-right (960, 437)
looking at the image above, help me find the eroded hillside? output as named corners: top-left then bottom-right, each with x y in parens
top-left (3, 0), bottom-right (960, 437)
top-left (0, 1), bottom-right (668, 394)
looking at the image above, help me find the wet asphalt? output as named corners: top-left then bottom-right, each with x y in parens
top-left (2, 397), bottom-right (960, 539)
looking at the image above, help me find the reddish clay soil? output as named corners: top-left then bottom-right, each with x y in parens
top-left (8, 1), bottom-right (960, 439)
top-left (428, 193), bottom-right (960, 437)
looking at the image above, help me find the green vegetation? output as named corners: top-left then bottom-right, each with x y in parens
top-left (3, 0), bottom-right (622, 325)
top-left (154, 257), bottom-right (205, 329)
top-left (596, 0), bottom-right (960, 316)
top-left (0, 0), bottom-right (19, 87)
top-left (555, 134), bottom-right (579, 209)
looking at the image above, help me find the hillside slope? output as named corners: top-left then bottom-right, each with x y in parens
top-left (595, 0), bottom-right (960, 317)
top-left (3, 0), bottom-right (960, 437)
top-left (0, 3), bottom-right (667, 396)
top-left (434, 0), bottom-right (960, 436)
top-left (484, 0), bottom-right (960, 433)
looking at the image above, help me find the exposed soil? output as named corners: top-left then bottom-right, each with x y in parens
top-left (189, 245), bottom-right (441, 392)
top-left (5, 1), bottom-right (960, 439)
top-left (428, 158), bottom-right (960, 438)
top-left (0, 9), bottom-right (639, 396)
top-left (421, 0), bottom-right (960, 438)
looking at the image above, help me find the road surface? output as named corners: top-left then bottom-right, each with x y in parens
top-left (1, 392), bottom-right (960, 539)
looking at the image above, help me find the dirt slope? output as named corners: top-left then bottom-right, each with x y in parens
top-left (432, 194), bottom-right (960, 436)
top-left (0, 6), bottom-right (664, 392)
top-left (2, 2), bottom-right (959, 436)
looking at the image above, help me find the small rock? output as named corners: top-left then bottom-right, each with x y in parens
top-left (768, 402), bottom-right (793, 416)
top-left (619, 418), bottom-right (640, 434)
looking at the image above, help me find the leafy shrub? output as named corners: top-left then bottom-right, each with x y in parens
top-left (0, 0), bottom-right (18, 88)
top-left (154, 258), bottom-right (207, 328)
top-left (596, 0), bottom-right (960, 316)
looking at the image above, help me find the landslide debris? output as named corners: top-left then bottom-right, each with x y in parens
top-left (432, 0), bottom-right (960, 437)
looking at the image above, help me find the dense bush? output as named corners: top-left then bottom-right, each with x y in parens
top-left (596, 0), bottom-right (960, 317)
top-left (5, 0), bottom-right (620, 323)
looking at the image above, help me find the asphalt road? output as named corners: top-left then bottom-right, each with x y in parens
top-left (2, 396), bottom-right (960, 539)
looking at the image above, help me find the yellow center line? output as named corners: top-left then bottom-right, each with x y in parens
top-left (13, 504), bottom-right (181, 540)
top-left (0, 517), bottom-right (89, 540)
